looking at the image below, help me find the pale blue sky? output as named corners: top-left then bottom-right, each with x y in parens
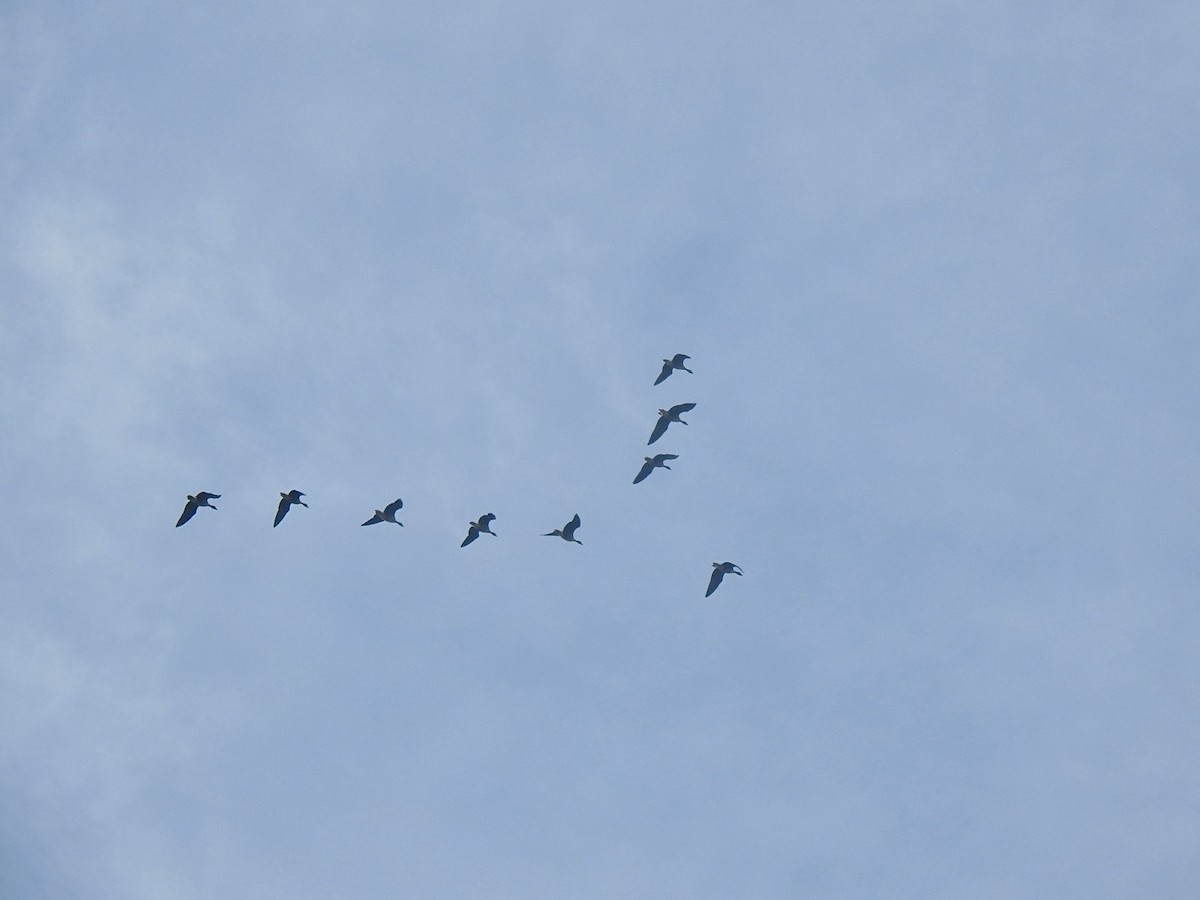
top-left (3, 2), bottom-right (1200, 897)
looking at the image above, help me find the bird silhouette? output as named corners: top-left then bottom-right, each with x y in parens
top-left (542, 513), bottom-right (582, 544)
top-left (633, 454), bottom-right (678, 484)
top-left (361, 498), bottom-right (404, 527)
top-left (176, 492), bottom-right (220, 527)
top-left (705, 561), bottom-right (744, 597)
top-left (461, 513), bottom-right (497, 547)
top-left (654, 353), bottom-right (692, 385)
top-left (274, 490), bottom-right (308, 527)
top-left (648, 403), bottom-right (696, 445)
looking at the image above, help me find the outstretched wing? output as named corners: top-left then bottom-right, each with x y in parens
top-left (273, 496), bottom-right (290, 527)
top-left (668, 402), bottom-right (696, 416)
top-left (562, 514), bottom-right (581, 539)
top-left (670, 354), bottom-right (690, 366)
top-left (196, 491), bottom-right (221, 503)
top-left (461, 526), bottom-right (480, 547)
top-left (705, 568), bottom-right (725, 597)
top-left (654, 360), bottom-right (673, 385)
top-left (633, 459), bottom-right (655, 483)
top-left (480, 513), bottom-right (496, 529)
top-left (175, 499), bottom-right (198, 527)
top-left (384, 498), bottom-right (403, 517)
top-left (361, 514), bottom-right (383, 526)
top-left (656, 454), bottom-right (679, 463)
top-left (648, 415), bottom-right (670, 445)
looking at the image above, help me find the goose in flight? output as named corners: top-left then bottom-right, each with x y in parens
top-left (461, 513), bottom-right (497, 547)
top-left (648, 402), bottom-right (696, 445)
top-left (705, 561), bottom-right (744, 597)
top-left (633, 454), bottom-right (678, 484)
top-left (361, 498), bottom-right (404, 527)
top-left (274, 490), bottom-right (308, 527)
top-left (176, 492), bottom-right (220, 527)
top-left (543, 513), bottom-right (582, 544)
top-left (654, 353), bottom-right (692, 385)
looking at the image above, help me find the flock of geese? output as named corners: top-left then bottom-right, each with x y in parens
top-left (176, 353), bottom-right (743, 597)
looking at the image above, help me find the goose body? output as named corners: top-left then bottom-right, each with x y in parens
top-left (633, 454), bottom-right (678, 484)
top-left (648, 402), bottom-right (696, 445)
top-left (654, 353), bottom-right (692, 385)
top-left (543, 513), bottom-right (582, 544)
top-left (176, 491), bottom-right (220, 527)
top-left (362, 498), bottom-right (404, 527)
top-left (705, 561), bottom-right (744, 597)
top-left (461, 513), bottom-right (497, 547)
top-left (274, 490), bottom-right (308, 527)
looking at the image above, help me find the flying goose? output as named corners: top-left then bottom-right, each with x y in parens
top-left (648, 402), bottom-right (696, 445)
top-left (361, 498), bottom-right (404, 527)
top-left (654, 353), bottom-right (692, 385)
top-left (633, 453), bottom-right (678, 484)
top-left (461, 513), bottom-right (497, 547)
top-left (176, 492), bottom-right (220, 527)
top-left (542, 513), bottom-right (582, 544)
top-left (273, 490), bottom-right (308, 527)
top-left (705, 561), bottom-right (744, 597)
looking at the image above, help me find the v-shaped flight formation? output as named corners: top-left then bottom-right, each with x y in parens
top-left (174, 354), bottom-right (745, 596)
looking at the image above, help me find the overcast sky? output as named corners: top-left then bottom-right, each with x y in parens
top-left (3, 2), bottom-right (1200, 898)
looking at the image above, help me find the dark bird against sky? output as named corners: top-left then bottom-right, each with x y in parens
top-left (461, 513), bottom-right (497, 547)
top-left (175, 492), bottom-right (220, 527)
top-left (648, 403), bottom-right (696, 445)
top-left (633, 454), bottom-right (678, 484)
top-left (705, 561), bottom-right (744, 597)
top-left (274, 490), bottom-right (308, 527)
top-left (542, 513), bottom-right (582, 544)
top-left (361, 498), bottom-right (404, 527)
top-left (654, 353), bottom-right (692, 385)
